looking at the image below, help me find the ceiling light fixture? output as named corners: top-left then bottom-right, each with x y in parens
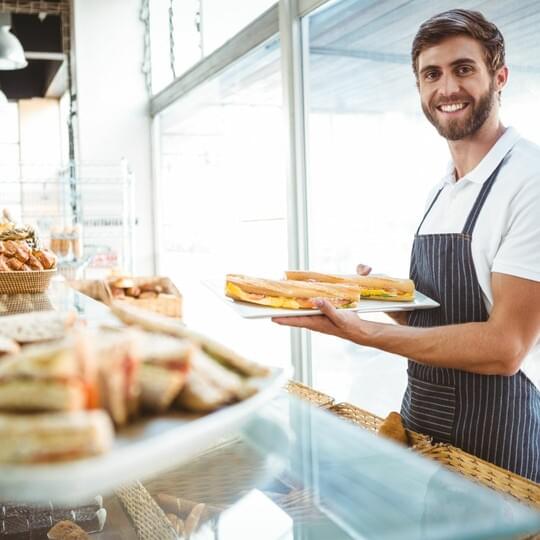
top-left (0, 12), bottom-right (28, 70)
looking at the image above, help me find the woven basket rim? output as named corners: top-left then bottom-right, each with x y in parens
top-left (0, 268), bottom-right (57, 294)
top-left (0, 269), bottom-right (57, 275)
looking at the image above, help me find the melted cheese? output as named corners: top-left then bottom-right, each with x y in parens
top-left (226, 282), bottom-right (357, 309)
top-left (226, 282), bottom-right (303, 308)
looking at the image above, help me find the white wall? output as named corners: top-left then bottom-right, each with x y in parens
top-left (18, 98), bottom-right (61, 164)
top-left (72, 0), bottom-right (154, 274)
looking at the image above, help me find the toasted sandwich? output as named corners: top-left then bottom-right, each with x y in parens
top-left (0, 410), bottom-right (114, 463)
top-left (135, 332), bottom-right (194, 412)
top-left (285, 271), bottom-right (415, 302)
top-left (92, 329), bottom-right (140, 426)
top-left (225, 274), bottom-right (361, 309)
top-left (0, 334), bottom-right (98, 412)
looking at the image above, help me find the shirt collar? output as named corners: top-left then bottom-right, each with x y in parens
top-left (439, 126), bottom-right (521, 187)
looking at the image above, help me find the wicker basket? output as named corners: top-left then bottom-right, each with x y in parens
top-left (416, 443), bottom-right (540, 510)
top-left (0, 269), bottom-right (56, 294)
top-left (116, 481), bottom-right (177, 540)
top-left (104, 276), bottom-right (182, 318)
top-left (285, 380), bottom-right (335, 408)
top-left (328, 401), bottom-right (432, 450)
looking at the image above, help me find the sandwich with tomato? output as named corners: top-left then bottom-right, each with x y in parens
top-left (285, 271), bottom-right (415, 302)
top-left (225, 274), bottom-right (361, 309)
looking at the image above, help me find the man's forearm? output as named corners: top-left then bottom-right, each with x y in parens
top-left (358, 320), bottom-right (521, 376)
top-left (386, 311), bottom-right (408, 325)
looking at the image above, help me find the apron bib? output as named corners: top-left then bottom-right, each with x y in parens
top-left (401, 158), bottom-right (540, 482)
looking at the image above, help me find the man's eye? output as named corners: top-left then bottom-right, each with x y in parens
top-left (457, 65), bottom-right (473, 75)
top-left (424, 71), bottom-right (439, 81)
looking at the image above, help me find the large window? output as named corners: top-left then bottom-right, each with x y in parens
top-left (303, 0), bottom-right (540, 415)
top-left (156, 36), bottom-right (290, 369)
top-left (151, 0), bottom-right (540, 415)
top-left (149, 0), bottom-right (277, 94)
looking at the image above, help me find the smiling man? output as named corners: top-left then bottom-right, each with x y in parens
top-left (274, 9), bottom-right (540, 481)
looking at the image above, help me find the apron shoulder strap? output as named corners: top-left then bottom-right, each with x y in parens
top-left (462, 158), bottom-right (506, 236)
top-left (415, 187), bottom-right (444, 236)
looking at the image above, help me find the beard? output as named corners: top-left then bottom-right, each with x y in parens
top-left (422, 81), bottom-right (496, 141)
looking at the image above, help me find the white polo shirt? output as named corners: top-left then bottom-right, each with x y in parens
top-left (418, 127), bottom-right (540, 385)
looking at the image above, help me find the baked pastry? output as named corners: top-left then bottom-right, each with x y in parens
top-left (13, 241), bottom-right (31, 262)
top-left (378, 412), bottom-right (409, 446)
top-left (26, 253), bottom-right (44, 270)
top-left (47, 520), bottom-right (90, 539)
top-left (112, 277), bottom-right (135, 289)
top-left (3, 240), bottom-right (18, 257)
top-left (34, 248), bottom-right (57, 270)
top-left (125, 286), bottom-right (141, 298)
top-left (6, 256), bottom-right (24, 271)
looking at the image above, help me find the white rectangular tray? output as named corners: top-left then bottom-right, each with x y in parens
top-left (205, 279), bottom-right (439, 319)
top-left (0, 368), bottom-right (286, 504)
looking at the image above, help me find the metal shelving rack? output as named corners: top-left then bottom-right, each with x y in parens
top-left (0, 159), bottom-right (135, 277)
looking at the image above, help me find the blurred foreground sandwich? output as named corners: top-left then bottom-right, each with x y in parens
top-left (0, 335), bottom-right (97, 412)
top-left (135, 332), bottom-right (194, 412)
top-left (285, 271), bottom-right (415, 302)
top-left (110, 301), bottom-right (270, 412)
top-left (0, 410), bottom-right (113, 463)
top-left (225, 274), bottom-right (361, 309)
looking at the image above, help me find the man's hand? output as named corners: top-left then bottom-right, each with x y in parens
top-left (356, 263), bottom-right (372, 276)
top-left (272, 298), bottom-right (374, 342)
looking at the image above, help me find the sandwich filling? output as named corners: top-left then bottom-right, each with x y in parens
top-left (360, 288), bottom-right (414, 301)
top-left (226, 282), bottom-right (357, 309)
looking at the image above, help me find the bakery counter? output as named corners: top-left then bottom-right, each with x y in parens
top-left (1, 282), bottom-right (540, 539)
top-left (0, 278), bottom-right (119, 327)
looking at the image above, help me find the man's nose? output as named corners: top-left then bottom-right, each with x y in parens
top-left (439, 73), bottom-right (461, 97)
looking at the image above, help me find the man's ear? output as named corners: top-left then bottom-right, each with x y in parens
top-left (495, 65), bottom-right (509, 92)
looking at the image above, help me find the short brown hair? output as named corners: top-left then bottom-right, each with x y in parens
top-left (411, 9), bottom-right (505, 78)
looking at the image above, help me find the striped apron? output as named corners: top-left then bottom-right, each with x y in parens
top-left (401, 158), bottom-right (540, 482)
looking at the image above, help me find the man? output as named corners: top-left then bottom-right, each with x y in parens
top-left (274, 9), bottom-right (540, 482)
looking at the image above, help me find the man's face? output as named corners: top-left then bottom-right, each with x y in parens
top-left (417, 35), bottom-right (501, 141)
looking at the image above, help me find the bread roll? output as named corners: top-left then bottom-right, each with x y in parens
top-left (378, 412), bottom-right (409, 446)
top-left (14, 241), bottom-right (31, 262)
top-left (3, 240), bottom-right (18, 257)
top-left (26, 254), bottom-right (44, 270)
top-left (48, 520), bottom-right (90, 539)
top-left (34, 249), bottom-right (57, 270)
top-left (6, 256), bottom-right (24, 271)
top-left (0, 254), bottom-right (9, 271)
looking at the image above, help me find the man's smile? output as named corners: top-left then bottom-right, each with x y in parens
top-left (436, 102), bottom-right (470, 114)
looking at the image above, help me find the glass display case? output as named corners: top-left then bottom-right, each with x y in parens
top-left (1, 283), bottom-right (539, 539)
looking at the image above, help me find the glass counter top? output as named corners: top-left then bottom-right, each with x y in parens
top-left (1, 281), bottom-right (539, 539)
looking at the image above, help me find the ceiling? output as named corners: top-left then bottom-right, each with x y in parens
top-left (0, 11), bottom-right (66, 100)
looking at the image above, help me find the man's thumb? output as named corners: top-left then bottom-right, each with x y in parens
top-left (356, 264), bottom-right (372, 276)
